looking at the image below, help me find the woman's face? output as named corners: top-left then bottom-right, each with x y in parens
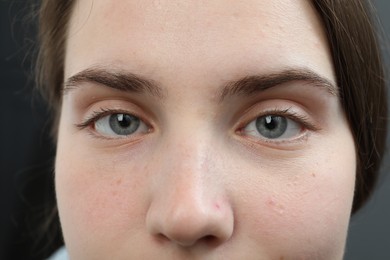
top-left (57, 0), bottom-right (356, 259)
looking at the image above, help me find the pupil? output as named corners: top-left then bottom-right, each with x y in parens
top-left (265, 116), bottom-right (278, 130)
top-left (117, 114), bottom-right (131, 128)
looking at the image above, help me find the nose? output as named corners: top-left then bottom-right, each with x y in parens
top-left (146, 143), bottom-right (234, 248)
top-left (147, 192), bottom-right (234, 247)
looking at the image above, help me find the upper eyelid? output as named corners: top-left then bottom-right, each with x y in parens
top-left (237, 108), bottom-right (295, 126)
top-left (75, 108), bottom-right (148, 130)
top-left (75, 108), bottom-right (117, 129)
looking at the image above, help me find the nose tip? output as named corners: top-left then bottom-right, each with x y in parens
top-left (147, 200), bottom-right (234, 248)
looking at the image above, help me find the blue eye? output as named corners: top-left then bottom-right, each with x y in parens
top-left (243, 115), bottom-right (302, 140)
top-left (94, 113), bottom-right (149, 137)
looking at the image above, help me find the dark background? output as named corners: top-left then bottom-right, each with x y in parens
top-left (0, 1), bottom-right (389, 259)
top-left (344, 1), bottom-right (390, 259)
top-left (1, 1), bottom-right (61, 259)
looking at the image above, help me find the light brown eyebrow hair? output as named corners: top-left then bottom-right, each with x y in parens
top-left (219, 68), bottom-right (338, 102)
top-left (64, 67), bottom-right (337, 101)
top-left (64, 67), bottom-right (164, 98)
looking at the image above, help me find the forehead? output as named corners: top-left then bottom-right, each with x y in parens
top-left (65, 0), bottom-right (334, 85)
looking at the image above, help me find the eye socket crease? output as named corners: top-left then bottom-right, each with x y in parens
top-left (63, 66), bottom-right (338, 102)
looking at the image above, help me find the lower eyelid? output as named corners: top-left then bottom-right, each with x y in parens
top-left (239, 126), bottom-right (311, 146)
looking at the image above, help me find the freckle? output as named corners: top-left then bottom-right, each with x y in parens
top-left (279, 257), bottom-right (284, 260)
top-left (311, 172), bottom-right (316, 177)
top-left (116, 178), bottom-right (122, 185)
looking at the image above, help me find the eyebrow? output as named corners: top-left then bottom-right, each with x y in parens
top-left (219, 68), bottom-right (337, 101)
top-left (64, 67), bottom-right (164, 98)
top-left (64, 67), bottom-right (337, 101)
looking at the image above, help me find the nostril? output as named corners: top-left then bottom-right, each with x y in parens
top-left (204, 235), bottom-right (215, 241)
top-left (198, 234), bottom-right (223, 247)
top-left (155, 231), bottom-right (222, 247)
top-left (154, 233), bottom-right (170, 244)
top-left (175, 234), bottom-right (221, 248)
top-left (203, 235), bottom-right (218, 244)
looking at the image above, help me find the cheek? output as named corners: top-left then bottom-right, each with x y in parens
top-left (238, 138), bottom-right (356, 257)
top-left (55, 137), bottom-right (149, 255)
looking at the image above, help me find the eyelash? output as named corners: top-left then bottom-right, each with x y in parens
top-left (75, 108), bottom-right (143, 130)
top-left (76, 107), bottom-right (320, 141)
top-left (237, 108), bottom-right (320, 134)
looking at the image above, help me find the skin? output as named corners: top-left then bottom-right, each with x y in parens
top-left (56, 0), bottom-right (356, 259)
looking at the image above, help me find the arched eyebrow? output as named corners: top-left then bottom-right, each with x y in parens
top-left (218, 68), bottom-right (337, 102)
top-left (64, 67), bottom-right (337, 101)
top-left (64, 67), bottom-right (165, 98)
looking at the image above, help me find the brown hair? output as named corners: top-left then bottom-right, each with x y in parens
top-left (36, 0), bottom-right (387, 213)
top-left (36, 0), bottom-right (74, 130)
top-left (311, 0), bottom-right (387, 212)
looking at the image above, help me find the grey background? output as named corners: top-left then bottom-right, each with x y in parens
top-left (345, 1), bottom-right (390, 259)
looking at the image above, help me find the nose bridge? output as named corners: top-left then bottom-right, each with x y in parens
top-left (162, 124), bottom-right (221, 213)
top-left (159, 135), bottom-right (210, 203)
top-left (146, 129), bottom-right (234, 247)
top-left (172, 132), bottom-right (211, 180)
top-left (162, 115), bottom-right (217, 187)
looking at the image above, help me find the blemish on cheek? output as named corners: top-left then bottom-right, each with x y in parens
top-left (214, 203), bottom-right (220, 210)
top-left (311, 172), bottom-right (316, 177)
top-left (267, 197), bottom-right (285, 215)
